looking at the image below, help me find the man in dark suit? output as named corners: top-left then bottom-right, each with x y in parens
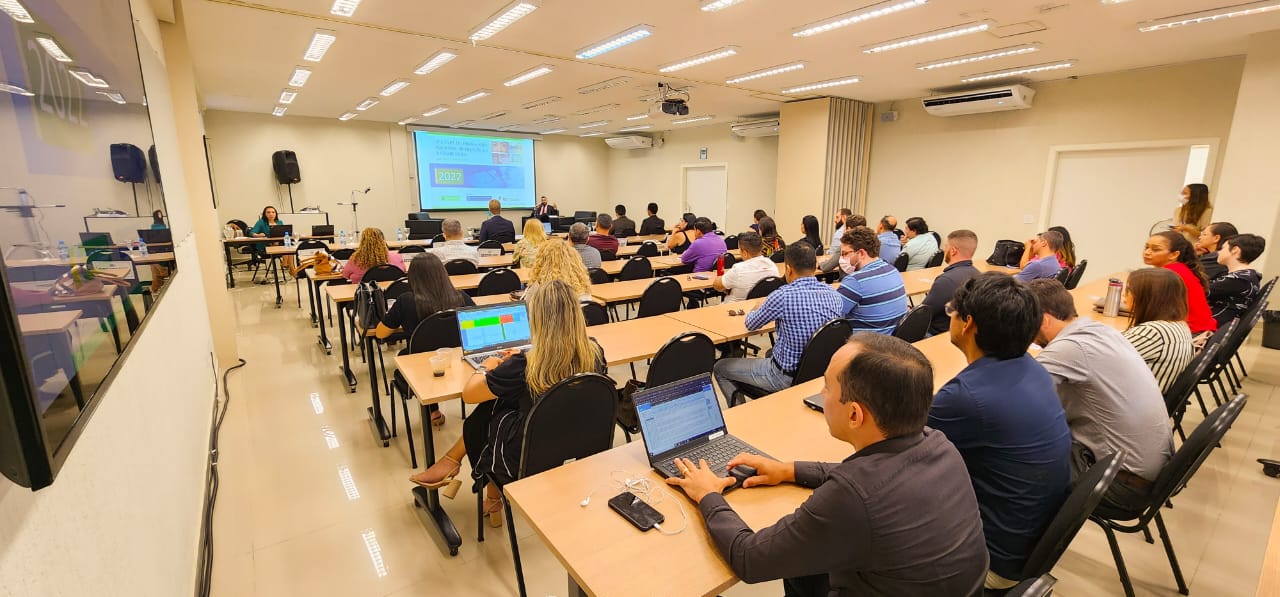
top-left (612, 204), bottom-right (637, 237)
top-left (639, 202), bottom-right (665, 235)
top-left (480, 199), bottom-right (515, 244)
top-left (530, 195), bottom-right (559, 222)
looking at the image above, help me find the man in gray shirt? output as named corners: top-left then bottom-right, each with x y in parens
top-left (568, 222), bottom-right (601, 268)
top-left (430, 218), bottom-right (480, 266)
top-left (1027, 279), bottom-right (1173, 513)
top-left (667, 333), bottom-right (988, 596)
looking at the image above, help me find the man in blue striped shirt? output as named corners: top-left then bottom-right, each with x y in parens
top-left (837, 226), bottom-right (909, 335)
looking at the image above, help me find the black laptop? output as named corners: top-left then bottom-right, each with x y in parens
top-left (137, 228), bottom-right (172, 245)
top-left (268, 224), bottom-right (293, 238)
top-left (79, 232), bottom-right (113, 247)
top-left (311, 224), bottom-right (334, 237)
top-left (803, 393), bottom-right (824, 412)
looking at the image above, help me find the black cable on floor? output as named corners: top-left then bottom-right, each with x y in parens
top-left (195, 357), bottom-right (246, 597)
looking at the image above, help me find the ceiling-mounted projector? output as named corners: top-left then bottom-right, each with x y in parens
top-left (661, 99), bottom-right (689, 116)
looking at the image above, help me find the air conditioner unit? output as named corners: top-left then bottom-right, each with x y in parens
top-left (604, 135), bottom-right (653, 150)
top-left (922, 84), bottom-right (1035, 117)
top-left (731, 118), bottom-right (780, 137)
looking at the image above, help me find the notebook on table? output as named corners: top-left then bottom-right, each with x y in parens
top-left (456, 302), bottom-right (533, 369)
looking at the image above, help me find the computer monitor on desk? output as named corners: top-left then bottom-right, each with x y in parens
top-left (79, 232), bottom-right (113, 248)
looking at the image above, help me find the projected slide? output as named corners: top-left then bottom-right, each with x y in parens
top-left (413, 130), bottom-right (536, 211)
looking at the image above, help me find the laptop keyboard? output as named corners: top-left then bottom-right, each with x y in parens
top-left (656, 436), bottom-right (761, 478)
top-left (465, 347), bottom-right (528, 369)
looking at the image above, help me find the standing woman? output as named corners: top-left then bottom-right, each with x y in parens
top-left (1048, 225), bottom-right (1077, 269)
top-left (758, 216), bottom-right (785, 260)
top-left (800, 215), bottom-right (824, 256)
top-left (1121, 268), bottom-right (1194, 393)
top-left (527, 238), bottom-right (594, 302)
top-left (249, 205), bottom-right (294, 276)
top-left (1173, 183), bottom-right (1213, 240)
top-left (512, 218), bottom-right (548, 269)
top-left (342, 227), bottom-right (404, 284)
top-left (1141, 231), bottom-right (1217, 335)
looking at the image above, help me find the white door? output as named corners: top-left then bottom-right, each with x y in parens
top-left (683, 165), bottom-right (728, 230)
top-left (1047, 146), bottom-right (1192, 283)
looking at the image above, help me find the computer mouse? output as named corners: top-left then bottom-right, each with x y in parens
top-left (728, 465), bottom-right (757, 488)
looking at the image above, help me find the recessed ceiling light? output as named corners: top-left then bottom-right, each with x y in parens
top-left (626, 113), bottom-right (650, 120)
top-left (96, 91), bottom-right (125, 104)
top-left (540, 128), bottom-right (566, 134)
top-left (289, 67), bottom-right (312, 86)
top-left (580, 131), bottom-right (605, 137)
top-left (338, 112), bottom-right (358, 121)
top-left (578, 120), bottom-right (609, 128)
top-left (355, 97), bottom-right (379, 110)
top-left (279, 88), bottom-right (298, 104)
top-left (575, 24), bottom-right (654, 60)
top-left (380, 79), bottom-right (410, 96)
top-left (0, 0), bottom-right (34, 23)
top-left (521, 96), bottom-right (561, 109)
top-left (304, 29), bottom-right (337, 62)
top-left (1139, 0), bottom-right (1280, 31)
top-left (273, 106), bottom-right (287, 116)
top-left (578, 76), bottom-right (633, 94)
top-left (618, 124), bottom-right (652, 132)
top-left (725, 61), bottom-right (806, 84)
top-left (701, 0), bottom-right (747, 11)
top-left (917, 43), bottom-right (1041, 70)
top-left (450, 120), bottom-right (476, 128)
top-left (863, 20), bottom-right (994, 53)
top-left (35, 35), bottom-right (72, 62)
top-left (658, 46), bottom-right (739, 73)
top-left (671, 115), bottom-right (714, 124)
top-left (574, 103), bottom-right (620, 116)
top-left (781, 76), bottom-right (860, 94)
top-left (470, 0), bottom-right (539, 41)
top-left (68, 69), bottom-right (109, 88)
top-left (531, 115), bottom-right (561, 125)
top-left (959, 59), bottom-right (1076, 83)
top-left (456, 89), bottom-right (491, 104)
top-left (793, 0), bottom-right (929, 37)
top-left (481, 110), bottom-right (509, 120)
top-left (421, 104), bottom-right (449, 117)
top-left (504, 64), bottom-right (554, 87)
top-left (397, 116), bottom-right (418, 125)
top-left (0, 82), bottom-right (34, 96)
top-left (329, 0), bottom-right (360, 16)
top-left (414, 49), bottom-right (458, 75)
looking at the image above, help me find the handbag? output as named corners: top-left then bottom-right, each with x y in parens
top-left (986, 240), bottom-right (1025, 268)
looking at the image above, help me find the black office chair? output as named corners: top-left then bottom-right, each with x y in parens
top-left (637, 241), bottom-right (660, 257)
top-left (477, 240), bottom-right (504, 256)
top-left (1001, 574), bottom-right (1057, 597)
top-left (1191, 319), bottom-right (1237, 417)
top-left (599, 249), bottom-right (618, 262)
top-left (892, 305), bottom-right (932, 343)
top-left (730, 319), bottom-right (853, 407)
top-left (720, 252), bottom-right (736, 269)
top-left (892, 252), bottom-right (911, 272)
top-left (431, 233), bottom-right (446, 243)
top-left (398, 245), bottom-right (426, 254)
top-left (930, 231), bottom-right (942, 247)
top-left (291, 239), bottom-right (329, 308)
top-left (1162, 339), bottom-right (1223, 442)
top-left (331, 248), bottom-right (354, 260)
top-left (1054, 267), bottom-right (1071, 284)
top-left (581, 302), bottom-right (609, 327)
top-left (445, 259), bottom-right (478, 275)
top-left (1090, 395), bottom-right (1246, 597)
top-left (362, 263), bottom-right (405, 283)
top-left (617, 332), bottom-right (717, 442)
top-left (476, 373), bottom-right (618, 597)
top-left (636, 277), bottom-right (682, 318)
top-left (1198, 302), bottom-right (1265, 407)
top-left (746, 276), bottom-right (785, 299)
top-left (1063, 259), bottom-right (1088, 290)
top-left (587, 268), bottom-right (611, 285)
top-left (388, 311), bottom-right (462, 468)
top-left (769, 251), bottom-right (786, 263)
top-left (724, 234), bottom-right (738, 250)
top-left (1229, 277), bottom-right (1276, 380)
top-left (924, 250), bottom-right (945, 268)
top-left (476, 268), bottom-right (521, 296)
top-left (619, 256), bottom-right (653, 281)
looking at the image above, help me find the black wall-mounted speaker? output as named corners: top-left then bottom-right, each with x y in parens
top-left (148, 144), bottom-right (161, 183)
top-left (110, 143), bottom-right (146, 183)
top-left (272, 150), bottom-right (301, 184)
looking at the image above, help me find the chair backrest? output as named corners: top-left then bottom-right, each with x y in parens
top-left (925, 250), bottom-right (945, 268)
top-left (363, 263), bottom-right (405, 284)
top-left (408, 310), bottom-right (461, 353)
top-left (228, 219), bottom-right (249, 233)
top-left (1214, 303), bottom-right (1266, 371)
top-left (385, 279), bottom-right (411, 301)
top-left (581, 302), bottom-right (609, 327)
top-left (1063, 259), bottom-right (1088, 290)
top-left (646, 333), bottom-right (717, 387)
top-left (477, 240), bottom-right (504, 256)
top-left (636, 277), bottom-right (683, 318)
top-left (720, 252), bottom-right (736, 270)
top-left (930, 231), bottom-right (942, 247)
top-left (445, 259), bottom-right (478, 275)
top-left (587, 268), bottom-right (611, 285)
top-left (619, 256), bottom-right (653, 281)
top-left (1054, 266), bottom-right (1071, 284)
top-left (431, 233), bottom-right (446, 243)
top-left (892, 252), bottom-right (910, 272)
top-left (599, 249), bottom-right (618, 262)
top-left (770, 250), bottom-right (786, 263)
top-left (1141, 395), bottom-right (1246, 521)
top-left (518, 373), bottom-right (618, 479)
top-left (476, 268), bottom-right (521, 296)
top-left (724, 234), bottom-right (738, 250)
top-left (331, 248), bottom-right (354, 260)
top-left (794, 319), bottom-right (854, 384)
top-left (891, 305), bottom-right (933, 343)
top-left (294, 239), bottom-right (327, 252)
top-left (746, 276), bottom-right (785, 300)
top-left (1020, 452), bottom-right (1123, 579)
top-left (1163, 337), bottom-right (1223, 418)
top-left (397, 245), bottom-right (426, 254)
top-left (637, 241), bottom-right (660, 257)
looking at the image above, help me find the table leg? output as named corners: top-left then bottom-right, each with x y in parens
top-left (307, 276), bottom-right (318, 327)
top-left (55, 331), bottom-right (84, 409)
top-left (272, 257), bottom-right (283, 307)
top-left (225, 244), bottom-right (235, 288)
top-left (314, 280), bottom-right (331, 353)
top-left (364, 335), bottom-right (391, 447)
top-left (567, 576), bottom-right (588, 597)
top-left (337, 304), bottom-right (357, 392)
top-left (411, 403), bottom-right (462, 557)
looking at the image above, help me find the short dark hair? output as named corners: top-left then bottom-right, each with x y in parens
top-left (847, 214), bottom-right (867, 228)
top-left (1039, 230), bottom-right (1064, 252)
top-left (1027, 279), bottom-right (1077, 321)
top-left (693, 217), bottom-right (714, 234)
top-left (753, 209), bottom-right (768, 221)
top-left (837, 207), bottom-right (853, 218)
top-left (841, 226), bottom-right (880, 258)
top-left (1225, 233), bottom-right (1265, 263)
top-left (615, 204), bottom-right (626, 216)
top-left (737, 231), bottom-right (762, 255)
top-left (1207, 222), bottom-right (1238, 241)
top-left (647, 202), bottom-right (658, 215)
top-left (839, 333), bottom-right (934, 437)
top-left (596, 213), bottom-right (613, 231)
top-left (784, 241), bottom-right (817, 273)
top-left (952, 273), bottom-right (1040, 359)
top-left (906, 217), bottom-right (928, 235)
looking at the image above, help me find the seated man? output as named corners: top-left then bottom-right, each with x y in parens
top-left (836, 226), bottom-right (908, 334)
top-left (921, 229), bottom-right (981, 336)
top-left (1016, 230), bottom-right (1065, 282)
top-left (1027, 279), bottom-right (1173, 513)
top-left (530, 195), bottom-right (558, 221)
top-left (670, 333), bottom-right (988, 596)
top-left (1209, 233), bottom-right (1265, 327)
top-left (479, 199), bottom-right (515, 244)
top-left (930, 273), bottom-right (1071, 589)
top-left (680, 217), bottom-right (727, 273)
top-left (715, 232), bottom-right (775, 302)
top-left (612, 204), bottom-right (637, 237)
top-left (1196, 222), bottom-right (1238, 280)
top-left (712, 243), bottom-right (843, 400)
top-left (820, 212), bottom-right (866, 274)
top-left (639, 202), bottom-right (665, 235)
top-left (876, 216), bottom-right (902, 267)
top-left (586, 214), bottom-right (620, 254)
top-left (568, 222), bottom-right (601, 268)
top-left (430, 218), bottom-right (480, 265)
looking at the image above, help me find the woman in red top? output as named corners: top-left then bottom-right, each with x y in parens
top-left (1142, 231), bottom-right (1217, 335)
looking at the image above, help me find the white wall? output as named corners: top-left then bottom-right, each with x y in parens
top-left (865, 58), bottom-right (1245, 259)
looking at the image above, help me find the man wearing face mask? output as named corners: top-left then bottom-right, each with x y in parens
top-left (921, 229), bottom-right (982, 336)
top-left (715, 232), bottom-right (776, 302)
top-left (836, 227), bottom-right (909, 335)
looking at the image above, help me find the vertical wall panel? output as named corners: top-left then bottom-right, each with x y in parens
top-left (821, 98), bottom-right (874, 244)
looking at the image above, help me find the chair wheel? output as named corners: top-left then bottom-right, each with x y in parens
top-left (449, 547), bottom-right (458, 556)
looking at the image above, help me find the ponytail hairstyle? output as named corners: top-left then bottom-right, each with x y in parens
top-left (1153, 230), bottom-right (1208, 291)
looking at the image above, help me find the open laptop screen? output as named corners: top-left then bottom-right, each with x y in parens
top-left (634, 374), bottom-right (727, 458)
top-left (456, 302), bottom-right (532, 353)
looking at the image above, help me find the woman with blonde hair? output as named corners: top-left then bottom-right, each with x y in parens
top-left (408, 280), bottom-right (606, 526)
top-left (528, 236), bottom-right (593, 301)
top-left (512, 218), bottom-right (548, 268)
top-left (341, 227), bottom-right (404, 284)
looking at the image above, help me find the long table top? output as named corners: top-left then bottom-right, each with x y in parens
top-left (1259, 497), bottom-right (1280, 597)
top-left (19, 310), bottom-right (83, 335)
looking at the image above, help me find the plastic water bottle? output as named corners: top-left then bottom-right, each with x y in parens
top-left (284, 231), bottom-right (292, 248)
top-left (138, 238), bottom-right (149, 256)
top-left (396, 227), bottom-right (404, 242)
top-left (57, 240), bottom-right (69, 261)
top-left (339, 229), bottom-right (347, 245)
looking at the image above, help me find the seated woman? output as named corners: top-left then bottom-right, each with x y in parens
top-left (1208, 233), bottom-right (1265, 327)
top-left (149, 209), bottom-right (171, 293)
top-left (1195, 222), bottom-right (1238, 280)
top-left (528, 237), bottom-right (594, 303)
top-left (249, 205), bottom-right (294, 275)
top-left (511, 218), bottom-right (547, 269)
top-left (1141, 231), bottom-right (1217, 336)
top-left (341, 227), bottom-right (404, 284)
top-left (757, 216), bottom-right (785, 260)
top-left (1048, 225), bottom-right (1076, 269)
top-left (666, 213), bottom-right (697, 254)
top-left (407, 280), bottom-right (606, 527)
top-left (799, 214), bottom-right (824, 257)
top-left (1122, 268), bottom-right (1194, 393)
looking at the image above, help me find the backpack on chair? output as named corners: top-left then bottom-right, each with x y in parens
top-left (354, 280), bottom-right (388, 331)
top-left (987, 240), bottom-right (1025, 268)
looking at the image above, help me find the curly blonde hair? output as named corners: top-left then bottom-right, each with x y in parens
top-left (529, 238), bottom-right (591, 297)
top-left (351, 227), bottom-right (390, 269)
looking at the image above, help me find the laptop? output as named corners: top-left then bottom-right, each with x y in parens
top-left (79, 232), bottom-right (113, 247)
top-left (268, 224), bottom-right (293, 238)
top-left (311, 224), bottom-right (334, 237)
top-left (542, 221), bottom-right (552, 235)
top-left (633, 373), bottom-right (771, 486)
top-left (456, 302), bottom-right (533, 369)
top-left (802, 393), bottom-right (824, 412)
top-left (137, 228), bottom-right (172, 245)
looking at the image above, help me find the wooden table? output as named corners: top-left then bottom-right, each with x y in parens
top-left (19, 310), bottom-right (85, 410)
top-left (1259, 497), bottom-right (1280, 597)
top-left (590, 275), bottom-right (714, 304)
top-left (450, 267), bottom-right (531, 291)
top-left (325, 280), bottom-right (396, 391)
top-left (664, 298), bottom-right (773, 341)
top-left (599, 254), bottom-right (686, 276)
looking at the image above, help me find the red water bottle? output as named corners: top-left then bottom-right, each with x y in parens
top-left (716, 255), bottom-right (725, 276)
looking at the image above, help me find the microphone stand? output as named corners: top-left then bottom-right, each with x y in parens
top-left (0, 188), bottom-right (66, 260)
top-left (336, 188), bottom-right (370, 231)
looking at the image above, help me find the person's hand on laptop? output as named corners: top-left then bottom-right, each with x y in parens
top-left (665, 458), bottom-right (735, 504)
top-left (481, 348), bottom-right (521, 371)
top-left (726, 454), bottom-right (794, 488)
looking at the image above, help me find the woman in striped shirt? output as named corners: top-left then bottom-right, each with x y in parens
top-left (1122, 267), bottom-right (1194, 393)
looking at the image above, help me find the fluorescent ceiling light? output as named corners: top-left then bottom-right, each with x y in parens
top-left (916, 43), bottom-right (1040, 70)
top-left (521, 96), bottom-right (561, 109)
top-left (456, 89), bottom-right (491, 104)
top-left (781, 75), bottom-right (860, 94)
top-left (658, 46), bottom-right (739, 73)
top-left (793, 0), bottom-right (929, 37)
top-left (379, 79), bottom-right (410, 96)
top-left (450, 120), bottom-right (476, 128)
top-left (701, 0), bottom-right (747, 11)
top-left (355, 97), bottom-right (379, 110)
top-left (960, 59), bottom-right (1076, 83)
top-left (273, 106), bottom-right (287, 116)
top-left (481, 110), bottom-right (509, 120)
top-left (421, 104), bottom-right (449, 117)
top-left (470, 0), bottom-right (539, 41)
top-left (279, 88), bottom-right (298, 104)
top-left (575, 24), bottom-right (653, 60)
top-left (414, 49), bottom-right (458, 75)
top-left (618, 124), bottom-right (652, 132)
top-left (396, 116), bottom-right (418, 125)
top-left (672, 115), bottom-right (714, 124)
top-left (0, 82), bottom-right (34, 96)
top-left (574, 103), bottom-right (619, 116)
top-left (0, 0), bottom-right (34, 23)
top-left (289, 67), bottom-right (312, 86)
top-left (339, 111), bottom-right (357, 121)
top-left (540, 128), bottom-right (566, 134)
top-left (578, 76), bottom-right (632, 94)
top-left (68, 69), bottom-right (108, 88)
top-left (626, 113), bottom-right (649, 120)
top-left (863, 20), bottom-right (994, 54)
top-left (531, 115), bottom-right (561, 125)
top-left (580, 132), bottom-right (605, 137)
top-left (504, 64), bottom-right (554, 86)
top-left (578, 120), bottom-right (609, 128)
top-left (96, 91), bottom-right (125, 104)
top-left (1139, 0), bottom-right (1280, 32)
top-left (329, 0), bottom-right (360, 16)
top-left (304, 29), bottom-right (337, 62)
top-left (35, 36), bottom-right (72, 62)
top-left (725, 61), bottom-right (806, 84)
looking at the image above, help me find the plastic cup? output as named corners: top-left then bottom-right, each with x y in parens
top-left (430, 352), bottom-right (449, 377)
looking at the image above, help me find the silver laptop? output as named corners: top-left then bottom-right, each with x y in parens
top-left (455, 302), bottom-right (533, 369)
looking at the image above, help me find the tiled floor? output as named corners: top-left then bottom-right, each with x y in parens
top-left (211, 278), bottom-right (1280, 597)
